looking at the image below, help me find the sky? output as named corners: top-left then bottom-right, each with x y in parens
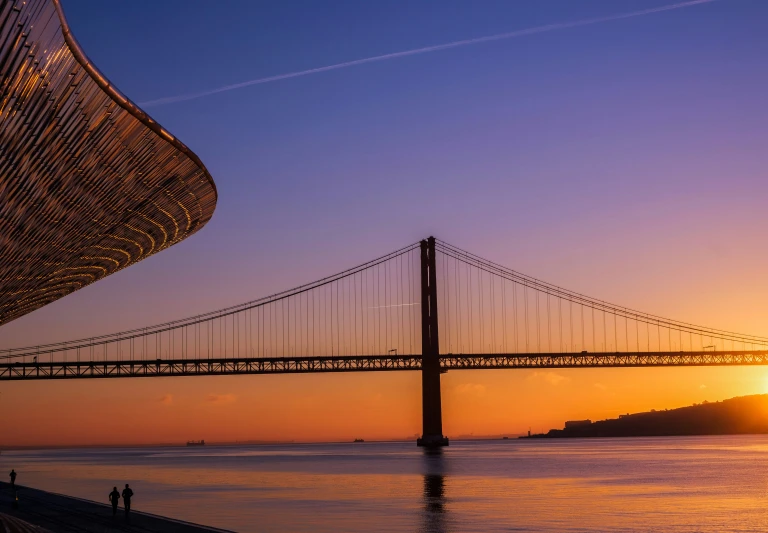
top-left (2, 0), bottom-right (768, 446)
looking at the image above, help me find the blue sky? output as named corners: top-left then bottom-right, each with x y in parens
top-left (6, 0), bottom-right (768, 446)
top-left (3, 0), bottom-right (767, 344)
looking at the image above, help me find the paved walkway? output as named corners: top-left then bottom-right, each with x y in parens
top-left (0, 512), bottom-right (53, 532)
top-left (0, 483), bottom-right (233, 533)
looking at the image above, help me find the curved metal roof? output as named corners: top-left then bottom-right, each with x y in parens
top-left (0, 0), bottom-right (218, 326)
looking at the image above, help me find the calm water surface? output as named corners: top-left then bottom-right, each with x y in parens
top-left (2, 436), bottom-right (768, 532)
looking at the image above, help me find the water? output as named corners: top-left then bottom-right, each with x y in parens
top-left (3, 436), bottom-right (768, 532)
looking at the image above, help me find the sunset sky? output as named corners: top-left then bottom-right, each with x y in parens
top-left (2, 0), bottom-right (768, 446)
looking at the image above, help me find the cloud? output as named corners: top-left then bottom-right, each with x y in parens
top-left (139, 0), bottom-right (716, 107)
top-left (700, 384), bottom-right (707, 389)
top-left (206, 393), bottom-right (236, 405)
top-left (594, 383), bottom-right (607, 391)
top-left (528, 372), bottom-right (569, 386)
top-left (158, 394), bottom-right (173, 405)
top-left (454, 383), bottom-right (486, 396)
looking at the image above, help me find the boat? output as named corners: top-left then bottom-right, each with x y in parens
top-left (186, 440), bottom-right (205, 446)
top-left (353, 438), bottom-right (365, 443)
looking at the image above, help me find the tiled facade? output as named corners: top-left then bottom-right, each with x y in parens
top-left (0, 0), bottom-right (217, 325)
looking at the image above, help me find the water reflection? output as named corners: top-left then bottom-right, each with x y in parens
top-left (8, 438), bottom-right (768, 532)
top-left (421, 448), bottom-right (448, 533)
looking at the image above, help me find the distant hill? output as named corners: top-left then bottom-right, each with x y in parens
top-left (527, 394), bottom-right (768, 438)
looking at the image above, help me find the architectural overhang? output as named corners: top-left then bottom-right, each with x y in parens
top-left (0, 0), bottom-right (218, 325)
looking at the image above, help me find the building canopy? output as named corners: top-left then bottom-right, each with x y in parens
top-left (0, 0), bottom-right (217, 326)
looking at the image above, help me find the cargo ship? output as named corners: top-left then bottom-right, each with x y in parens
top-left (186, 440), bottom-right (205, 446)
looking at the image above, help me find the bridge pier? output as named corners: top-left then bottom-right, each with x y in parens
top-left (417, 237), bottom-right (449, 447)
top-left (417, 354), bottom-right (448, 447)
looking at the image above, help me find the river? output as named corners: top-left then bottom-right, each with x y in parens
top-left (2, 436), bottom-right (768, 532)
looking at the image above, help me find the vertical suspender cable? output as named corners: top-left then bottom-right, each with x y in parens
top-left (524, 283), bottom-right (529, 353)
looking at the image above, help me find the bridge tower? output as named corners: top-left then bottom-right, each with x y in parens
top-left (417, 237), bottom-right (449, 447)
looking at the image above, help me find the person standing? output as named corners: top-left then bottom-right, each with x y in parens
top-left (121, 484), bottom-right (134, 521)
top-left (10, 470), bottom-right (18, 509)
top-left (109, 487), bottom-right (120, 517)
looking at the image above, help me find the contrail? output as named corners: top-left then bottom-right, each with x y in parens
top-left (367, 303), bottom-right (420, 310)
top-left (140, 0), bottom-right (716, 107)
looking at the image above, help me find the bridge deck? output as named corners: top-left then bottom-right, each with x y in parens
top-left (2, 351), bottom-right (767, 380)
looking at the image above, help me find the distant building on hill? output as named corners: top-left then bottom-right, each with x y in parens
top-left (526, 394), bottom-right (768, 439)
top-left (564, 420), bottom-right (592, 429)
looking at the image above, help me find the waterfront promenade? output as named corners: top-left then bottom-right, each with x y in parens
top-left (0, 483), bottom-right (232, 533)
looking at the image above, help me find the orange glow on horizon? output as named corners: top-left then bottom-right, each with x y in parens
top-left (4, 366), bottom-right (768, 447)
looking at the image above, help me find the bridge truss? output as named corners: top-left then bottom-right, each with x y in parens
top-left (3, 351), bottom-right (768, 381)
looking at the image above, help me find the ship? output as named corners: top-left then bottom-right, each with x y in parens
top-left (353, 438), bottom-right (365, 443)
top-left (186, 440), bottom-right (205, 446)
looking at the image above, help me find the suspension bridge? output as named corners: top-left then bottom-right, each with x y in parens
top-left (2, 237), bottom-right (768, 446)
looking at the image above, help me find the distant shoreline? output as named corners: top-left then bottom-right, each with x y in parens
top-left (520, 394), bottom-right (768, 440)
top-left (521, 430), bottom-right (768, 439)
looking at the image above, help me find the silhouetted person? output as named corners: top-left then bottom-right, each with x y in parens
top-left (109, 487), bottom-right (120, 517)
top-left (122, 484), bottom-right (134, 521)
top-left (10, 470), bottom-right (18, 510)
